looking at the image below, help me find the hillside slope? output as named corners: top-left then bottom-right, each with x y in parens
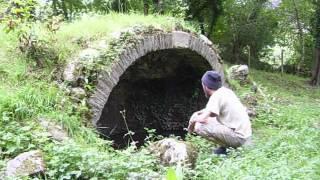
top-left (0, 13), bottom-right (319, 179)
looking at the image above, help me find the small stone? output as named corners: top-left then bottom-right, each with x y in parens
top-left (71, 37), bottom-right (89, 48)
top-left (79, 48), bottom-right (100, 61)
top-left (149, 138), bottom-right (197, 167)
top-left (251, 84), bottom-right (258, 93)
top-left (71, 87), bottom-right (86, 99)
top-left (246, 107), bottom-right (257, 118)
top-left (63, 61), bottom-right (82, 86)
top-left (39, 118), bottom-right (69, 142)
top-left (111, 31), bottom-right (121, 39)
top-left (127, 172), bottom-right (161, 180)
top-left (313, 121), bottom-right (320, 129)
top-left (200, 34), bottom-right (213, 46)
top-left (5, 150), bottom-right (45, 177)
top-left (243, 94), bottom-right (258, 107)
top-left (172, 31), bottom-right (190, 48)
top-left (88, 39), bottom-right (108, 50)
top-left (96, 40), bottom-right (108, 50)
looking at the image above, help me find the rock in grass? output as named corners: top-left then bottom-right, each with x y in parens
top-left (243, 94), bottom-right (258, 107)
top-left (63, 48), bottom-right (101, 86)
top-left (313, 121), bottom-right (320, 129)
top-left (242, 94), bottom-right (258, 118)
top-left (5, 150), bottom-right (45, 177)
top-left (63, 61), bottom-right (82, 86)
top-left (79, 48), bottom-right (100, 61)
top-left (39, 118), bottom-right (69, 142)
top-left (228, 65), bottom-right (249, 82)
top-left (246, 107), bottom-right (257, 118)
top-left (71, 87), bottom-right (86, 99)
top-left (149, 138), bottom-right (197, 167)
top-left (127, 172), bottom-right (161, 180)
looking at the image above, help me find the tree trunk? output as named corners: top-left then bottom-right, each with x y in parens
top-left (198, 17), bottom-right (206, 35)
top-left (311, 48), bottom-right (320, 86)
top-left (281, 49), bottom-right (284, 76)
top-left (232, 33), bottom-right (240, 64)
top-left (153, 0), bottom-right (163, 14)
top-left (248, 46), bottom-right (251, 68)
top-left (52, 0), bottom-right (58, 15)
top-left (311, 1), bottom-right (320, 86)
top-left (143, 0), bottom-right (149, 16)
top-left (61, 0), bottom-right (68, 20)
top-left (208, 15), bottom-right (215, 37)
top-left (292, 0), bottom-right (305, 74)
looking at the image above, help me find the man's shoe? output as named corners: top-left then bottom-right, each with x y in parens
top-left (213, 146), bottom-right (227, 155)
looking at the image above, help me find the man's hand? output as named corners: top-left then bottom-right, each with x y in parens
top-left (188, 111), bottom-right (199, 133)
top-left (188, 109), bottom-right (210, 133)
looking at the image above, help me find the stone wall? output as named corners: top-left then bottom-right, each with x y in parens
top-left (62, 27), bottom-right (224, 146)
top-left (88, 31), bottom-right (224, 128)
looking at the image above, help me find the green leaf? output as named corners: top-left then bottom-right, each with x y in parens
top-left (166, 167), bottom-right (177, 180)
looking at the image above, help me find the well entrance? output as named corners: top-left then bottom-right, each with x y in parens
top-left (97, 49), bottom-right (211, 148)
top-left (88, 31), bottom-right (223, 148)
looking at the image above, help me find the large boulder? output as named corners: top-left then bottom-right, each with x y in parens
top-left (149, 138), bottom-right (197, 167)
top-left (5, 150), bottom-right (45, 177)
top-left (228, 65), bottom-right (249, 82)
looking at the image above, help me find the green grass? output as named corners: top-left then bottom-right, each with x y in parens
top-left (185, 70), bottom-right (320, 179)
top-left (56, 13), bottom-right (195, 41)
top-left (0, 13), bottom-right (320, 179)
top-left (31, 13), bottom-right (197, 65)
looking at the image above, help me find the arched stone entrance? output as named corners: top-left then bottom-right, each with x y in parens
top-left (88, 31), bottom-right (223, 147)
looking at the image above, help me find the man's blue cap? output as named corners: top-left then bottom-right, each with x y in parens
top-left (201, 71), bottom-right (222, 90)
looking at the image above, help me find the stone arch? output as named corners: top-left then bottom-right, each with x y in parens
top-left (88, 31), bottom-right (224, 145)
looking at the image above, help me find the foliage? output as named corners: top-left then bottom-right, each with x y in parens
top-left (1, 12), bottom-right (320, 180)
top-left (0, 83), bottom-right (58, 169)
top-left (51, 0), bottom-right (145, 19)
top-left (0, 0), bottom-right (37, 32)
top-left (0, 1), bottom-right (63, 68)
top-left (274, 0), bottom-right (315, 75)
top-left (315, 1), bottom-right (320, 49)
top-left (43, 141), bottom-right (160, 179)
top-left (186, 0), bottom-right (223, 35)
top-left (214, 0), bottom-right (278, 66)
top-left (161, 0), bottom-right (188, 18)
top-left (3, 0), bottom-right (317, 78)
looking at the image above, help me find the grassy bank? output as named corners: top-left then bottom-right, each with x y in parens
top-left (0, 13), bottom-right (320, 179)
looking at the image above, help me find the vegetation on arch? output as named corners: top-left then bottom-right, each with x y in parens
top-left (1, 0), bottom-right (320, 84)
top-left (0, 5), bottom-right (320, 179)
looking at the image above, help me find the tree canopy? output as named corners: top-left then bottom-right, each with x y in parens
top-left (1, 0), bottom-right (320, 84)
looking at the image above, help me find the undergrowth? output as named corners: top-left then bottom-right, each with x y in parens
top-left (0, 13), bottom-right (320, 179)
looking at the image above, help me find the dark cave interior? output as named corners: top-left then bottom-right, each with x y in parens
top-left (97, 49), bottom-right (212, 148)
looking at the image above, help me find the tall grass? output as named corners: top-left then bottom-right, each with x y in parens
top-left (0, 13), bottom-right (319, 179)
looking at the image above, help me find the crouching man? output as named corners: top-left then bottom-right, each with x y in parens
top-left (188, 71), bottom-right (252, 155)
